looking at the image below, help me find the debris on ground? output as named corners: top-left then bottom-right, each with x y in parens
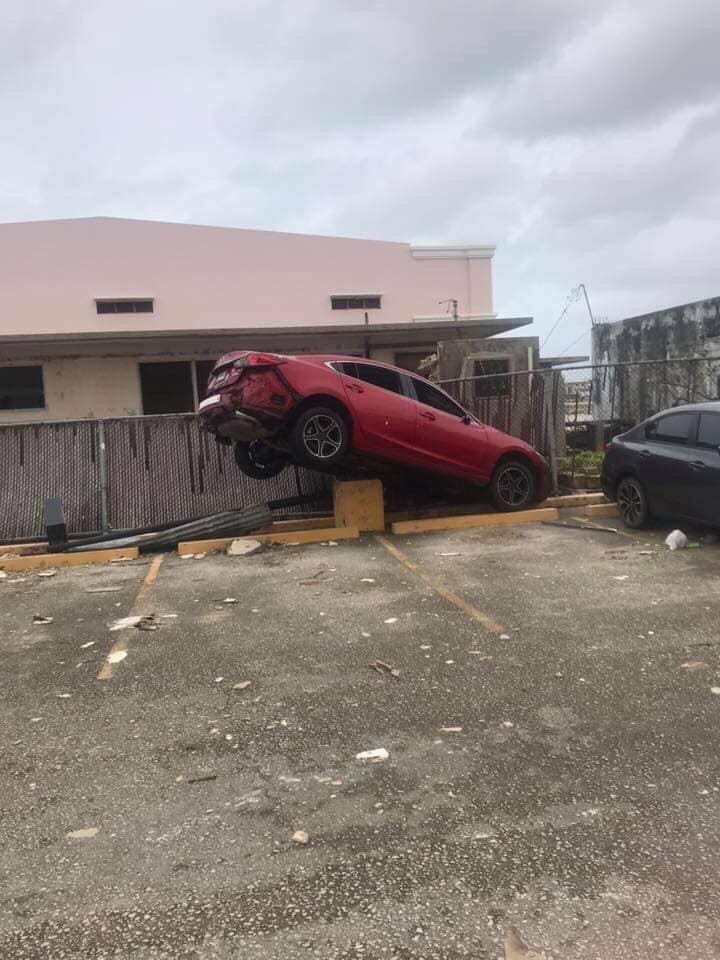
top-left (214, 677), bottom-right (224, 683)
top-left (384, 617), bottom-right (398, 624)
top-left (86, 586), bottom-right (122, 593)
top-left (226, 538), bottom-right (263, 557)
top-left (66, 827), bottom-right (99, 840)
top-left (80, 641), bottom-right (95, 649)
top-left (106, 650), bottom-right (127, 664)
top-left (679, 660), bottom-right (706, 671)
top-left (32, 615), bottom-right (53, 624)
top-left (186, 774), bottom-right (217, 784)
top-left (612, 575), bottom-right (629, 581)
top-left (665, 529), bottom-right (689, 551)
top-left (369, 659), bottom-right (401, 680)
top-left (356, 747), bottom-right (389, 763)
top-left (361, 631), bottom-right (371, 638)
top-left (109, 615), bottom-right (142, 631)
top-left (232, 681), bottom-right (252, 690)
top-left (439, 726), bottom-right (463, 733)
top-left (222, 597), bottom-right (238, 604)
top-left (136, 614), bottom-right (160, 631)
top-left (502, 721), bottom-right (515, 728)
top-left (499, 633), bottom-right (511, 640)
top-left (291, 830), bottom-right (309, 845)
top-left (37, 569), bottom-right (57, 578)
top-left (504, 926), bottom-right (547, 960)
top-left (711, 687), bottom-right (720, 695)
top-left (57, 693), bottom-right (71, 699)
top-left (436, 552), bottom-right (461, 557)
top-left (0, 570), bottom-right (7, 580)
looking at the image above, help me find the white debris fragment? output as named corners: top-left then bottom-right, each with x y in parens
top-left (193, 553), bottom-right (206, 559)
top-left (445, 660), bottom-right (455, 665)
top-left (612, 575), bottom-right (629, 581)
top-left (502, 721), bottom-right (514, 728)
top-left (29, 717), bottom-right (44, 723)
top-left (436, 552), bottom-right (460, 557)
top-left (181, 554), bottom-right (194, 560)
top-left (0, 571), bottom-right (7, 580)
top-left (356, 747), bottom-right (389, 763)
top-left (222, 598), bottom-right (238, 604)
top-left (57, 693), bottom-right (71, 699)
top-left (226, 538), bottom-right (262, 557)
top-left (215, 677), bottom-right (224, 683)
top-left (32, 615), bottom-right (53, 624)
top-left (292, 830), bottom-right (309, 845)
top-left (233, 681), bottom-right (252, 690)
top-left (361, 631), bottom-right (371, 638)
top-left (109, 615), bottom-right (142, 631)
top-left (499, 633), bottom-right (511, 640)
top-left (384, 617), bottom-right (398, 625)
top-left (711, 687), bottom-right (720, 695)
top-left (66, 827), bottom-right (99, 839)
top-left (360, 578), bottom-right (376, 583)
top-left (439, 726), bottom-right (463, 733)
top-left (665, 529), bottom-right (688, 551)
top-left (106, 650), bottom-right (127, 664)
top-left (80, 641), bottom-right (95, 649)
top-left (37, 569), bottom-right (57, 578)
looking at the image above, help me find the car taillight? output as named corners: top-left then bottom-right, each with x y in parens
top-left (234, 353), bottom-right (286, 368)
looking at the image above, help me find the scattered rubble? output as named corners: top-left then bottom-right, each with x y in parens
top-left (186, 774), bottom-right (218, 784)
top-left (66, 827), bottom-right (99, 840)
top-left (136, 614), bottom-right (160, 631)
top-left (109, 615), bottom-right (142, 631)
top-left (232, 681), bottom-right (252, 690)
top-left (504, 927), bottom-right (547, 960)
top-left (369, 659), bottom-right (400, 680)
top-left (37, 569), bottom-right (57, 578)
top-left (439, 726), bottom-right (463, 733)
top-left (106, 650), bottom-right (127, 664)
top-left (291, 830), bottom-right (309, 845)
top-left (226, 538), bottom-right (263, 556)
top-left (665, 529), bottom-right (689, 551)
top-left (356, 747), bottom-right (389, 763)
top-left (384, 617), bottom-right (398, 625)
top-left (32, 615), bottom-right (53, 624)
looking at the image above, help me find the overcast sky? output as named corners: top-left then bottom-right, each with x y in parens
top-left (3, 1), bottom-right (719, 357)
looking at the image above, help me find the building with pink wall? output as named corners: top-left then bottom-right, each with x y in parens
top-left (0, 217), bottom-right (530, 421)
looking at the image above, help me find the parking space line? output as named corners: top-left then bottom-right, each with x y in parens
top-left (376, 535), bottom-right (506, 635)
top-left (97, 554), bottom-right (165, 681)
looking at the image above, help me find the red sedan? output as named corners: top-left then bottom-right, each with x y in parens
top-left (197, 352), bottom-right (547, 511)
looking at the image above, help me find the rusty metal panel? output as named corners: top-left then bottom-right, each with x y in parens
top-left (0, 420), bottom-right (102, 540)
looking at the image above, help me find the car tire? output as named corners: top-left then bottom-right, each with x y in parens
top-left (616, 476), bottom-right (649, 528)
top-left (234, 441), bottom-right (288, 480)
top-left (290, 406), bottom-right (350, 468)
top-left (490, 459), bottom-right (537, 512)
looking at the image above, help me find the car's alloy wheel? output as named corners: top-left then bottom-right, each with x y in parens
top-left (490, 459), bottom-right (537, 512)
top-left (617, 477), bottom-right (648, 528)
top-left (290, 406), bottom-right (350, 468)
top-left (234, 440), bottom-right (288, 479)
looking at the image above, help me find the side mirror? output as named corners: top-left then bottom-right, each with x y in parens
top-left (462, 414), bottom-right (472, 424)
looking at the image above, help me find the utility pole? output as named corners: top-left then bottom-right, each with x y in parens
top-left (578, 283), bottom-right (595, 327)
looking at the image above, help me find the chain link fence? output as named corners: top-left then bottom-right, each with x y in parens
top-left (0, 414), bottom-right (330, 542)
top-left (438, 356), bottom-right (720, 489)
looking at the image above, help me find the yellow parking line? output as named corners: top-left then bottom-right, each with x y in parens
top-left (375, 535), bottom-right (506, 635)
top-left (97, 555), bottom-right (165, 681)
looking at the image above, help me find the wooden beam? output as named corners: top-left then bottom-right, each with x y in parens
top-left (333, 479), bottom-right (385, 532)
top-left (0, 542), bottom-right (48, 558)
top-left (0, 547), bottom-right (140, 572)
top-left (583, 502), bottom-right (620, 518)
top-left (391, 507), bottom-right (559, 535)
top-left (543, 493), bottom-right (607, 509)
top-left (177, 526), bottom-right (360, 556)
top-left (261, 517), bottom-right (334, 533)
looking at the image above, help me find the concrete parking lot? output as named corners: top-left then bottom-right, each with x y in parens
top-left (2, 517), bottom-right (720, 959)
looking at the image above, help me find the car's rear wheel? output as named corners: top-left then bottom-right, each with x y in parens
top-left (490, 459), bottom-right (537, 512)
top-left (616, 476), bottom-right (649, 528)
top-left (234, 440), bottom-right (288, 479)
top-left (290, 406), bottom-right (350, 468)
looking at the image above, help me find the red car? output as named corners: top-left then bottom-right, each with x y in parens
top-left (197, 352), bottom-right (547, 510)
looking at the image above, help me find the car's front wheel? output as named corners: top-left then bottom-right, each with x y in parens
top-left (290, 406), bottom-right (350, 468)
top-left (234, 441), bottom-right (288, 479)
top-left (616, 476), bottom-right (649, 528)
top-left (490, 459), bottom-right (537, 512)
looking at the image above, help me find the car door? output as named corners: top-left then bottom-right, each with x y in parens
top-left (407, 376), bottom-right (490, 481)
top-left (639, 411), bottom-right (697, 515)
top-left (335, 362), bottom-right (418, 458)
top-left (685, 411), bottom-right (720, 526)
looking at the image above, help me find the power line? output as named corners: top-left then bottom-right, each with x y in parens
top-left (557, 326), bottom-right (592, 358)
top-left (541, 286), bottom-right (582, 349)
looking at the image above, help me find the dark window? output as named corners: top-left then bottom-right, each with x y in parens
top-left (195, 360), bottom-right (216, 400)
top-left (354, 363), bottom-right (403, 394)
top-left (333, 361), bottom-right (359, 378)
top-left (472, 358), bottom-right (511, 398)
top-left (96, 299), bottom-right (154, 314)
top-left (697, 413), bottom-right (720, 450)
top-left (412, 378), bottom-right (465, 417)
top-left (331, 296), bottom-right (381, 310)
top-left (394, 352), bottom-right (426, 373)
top-left (0, 366), bottom-right (45, 410)
top-left (139, 361), bottom-right (194, 414)
top-left (645, 412), bottom-right (694, 445)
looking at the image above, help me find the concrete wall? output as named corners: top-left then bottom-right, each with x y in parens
top-left (592, 296), bottom-right (720, 364)
top-left (437, 336), bottom-right (540, 381)
top-left (0, 218), bottom-right (495, 337)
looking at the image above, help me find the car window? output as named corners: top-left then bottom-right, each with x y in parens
top-left (697, 413), bottom-right (720, 450)
top-left (645, 412), bottom-right (694, 445)
top-left (411, 377), bottom-right (465, 417)
top-left (354, 363), bottom-right (403, 395)
top-left (333, 361), bottom-right (358, 377)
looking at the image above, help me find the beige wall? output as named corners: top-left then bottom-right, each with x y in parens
top-left (0, 219), bottom-right (495, 338)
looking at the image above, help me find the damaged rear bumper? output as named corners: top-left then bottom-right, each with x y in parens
top-left (197, 395), bottom-right (285, 443)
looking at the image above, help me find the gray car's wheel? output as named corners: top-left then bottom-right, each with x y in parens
top-left (290, 406), bottom-right (350, 468)
top-left (490, 459), bottom-right (537, 512)
top-left (616, 476), bottom-right (649, 528)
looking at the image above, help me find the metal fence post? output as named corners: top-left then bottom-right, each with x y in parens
top-left (97, 419), bottom-right (110, 532)
top-left (542, 371), bottom-right (560, 495)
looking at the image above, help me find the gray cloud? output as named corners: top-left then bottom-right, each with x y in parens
top-left (1, 0), bottom-right (719, 358)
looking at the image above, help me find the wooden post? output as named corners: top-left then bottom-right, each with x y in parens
top-left (332, 479), bottom-right (385, 532)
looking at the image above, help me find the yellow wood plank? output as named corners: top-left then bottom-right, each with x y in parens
top-left (177, 526), bottom-right (360, 556)
top-left (390, 507), bottom-right (559, 535)
top-left (0, 542), bottom-right (48, 558)
top-left (333, 479), bottom-right (385, 532)
top-left (583, 503), bottom-right (620, 518)
top-left (264, 517), bottom-right (334, 532)
top-left (0, 547), bottom-right (140, 572)
top-left (544, 493), bottom-right (607, 509)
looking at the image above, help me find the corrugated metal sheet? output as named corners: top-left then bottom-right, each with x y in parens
top-left (0, 415), bottom-right (329, 540)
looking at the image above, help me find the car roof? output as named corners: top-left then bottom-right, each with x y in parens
top-left (650, 400), bottom-right (720, 416)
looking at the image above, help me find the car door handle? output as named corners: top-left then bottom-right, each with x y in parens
top-left (690, 460), bottom-right (706, 471)
top-left (346, 383), bottom-right (364, 393)
top-left (420, 411), bottom-right (436, 421)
